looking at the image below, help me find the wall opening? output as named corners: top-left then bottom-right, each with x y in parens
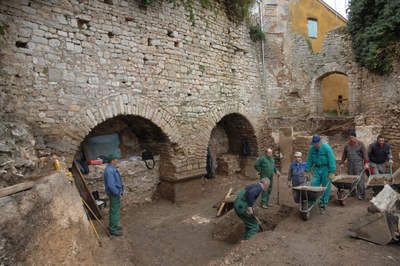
top-left (206, 113), bottom-right (258, 178)
top-left (317, 72), bottom-right (349, 116)
top-left (73, 115), bottom-right (175, 205)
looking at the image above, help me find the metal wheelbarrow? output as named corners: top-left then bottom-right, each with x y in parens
top-left (293, 184), bottom-right (327, 220)
top-left (332, 169), bottom-right (364, 206)
top-left (366, 163), bottom-right (400, 195)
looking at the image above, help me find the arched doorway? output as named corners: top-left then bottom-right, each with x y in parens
top-left (206, 113), bottom-right (258, 178)
top-left (320, 72), bottom-right (349, 116)
top-left (73, 114), bottom-right (174, 205)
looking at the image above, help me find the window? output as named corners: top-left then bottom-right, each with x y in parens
top-left (307, 18), bottom-right (318, 38)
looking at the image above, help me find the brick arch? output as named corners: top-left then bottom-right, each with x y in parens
top-left (193, 103), bottom-right (260, 161)
top-left (311, 69), bottom-right (353, 115)
top-left (66, 94), bottom-right (183, 156)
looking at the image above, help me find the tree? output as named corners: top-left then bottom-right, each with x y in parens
top-left (347, 0), bottom-right (400, 75)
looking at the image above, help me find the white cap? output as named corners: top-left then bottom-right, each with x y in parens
top-left (294, 151), bottom-right (302, 157)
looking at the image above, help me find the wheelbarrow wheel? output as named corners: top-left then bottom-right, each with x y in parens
top-left (301, 211), bottom-right (310, 221)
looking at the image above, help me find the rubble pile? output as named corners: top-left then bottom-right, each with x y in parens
top-left (0, 119), bottom-right (38, 187)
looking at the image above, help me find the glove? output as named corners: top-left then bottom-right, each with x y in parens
top-left (389, 159), bottom-right (393, 164)
top-left (246, 207), bottom-right (254, 216)
top-left (328, 173), bottom-right (335, 181)
top-left (364, 163), bottom-right (369, 169)
top-left (287, 181), bottom-right (292, 188)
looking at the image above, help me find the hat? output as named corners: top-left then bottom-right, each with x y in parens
top-left (107, 154), bottom-right (118, 162)
top-left (294, 151), bottom-right (302, 157)
top-left (311, 134), bottom-right (321, 145)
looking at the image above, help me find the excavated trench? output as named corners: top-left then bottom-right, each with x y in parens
top-left (93, 177), bottom-right (294, 265)
top-left (212, 205), bottom-right (294, 244)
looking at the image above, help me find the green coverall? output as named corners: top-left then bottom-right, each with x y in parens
top-left (233, 189), bottom-right (259, 239)
top-left (109, 195), bottom-right (121, 233)
top-left (255, 155), bottom-right (276, 205)
top-left (305, 143), bottom-right (336, 206)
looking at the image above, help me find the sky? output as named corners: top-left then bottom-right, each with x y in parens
top-left (322, 0), bottom-right (349, 18)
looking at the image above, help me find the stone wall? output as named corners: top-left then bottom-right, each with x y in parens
top-left (85, 156), bottom-right (160, 204)
top-left (0, 0), bottom-right (264, 181)
top-left (0, 172), bottom-right (96, 264)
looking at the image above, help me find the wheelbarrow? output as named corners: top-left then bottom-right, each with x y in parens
top-left (292, 184), bottom-right (327, 220)
top-left (366, 164), bottom-right (400, 195)
top-left (332, 169), bottom-right (364, 206)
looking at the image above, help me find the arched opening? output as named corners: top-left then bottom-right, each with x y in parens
top-left (206, 113), bottom-right (258, 178)
top-left (72, 114), bottom-right (174, 205)
top-left (320, 72), bottom-right (349, 116)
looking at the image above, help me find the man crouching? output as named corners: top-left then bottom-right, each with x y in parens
top-left (233, 179), bottom-right (270, 240)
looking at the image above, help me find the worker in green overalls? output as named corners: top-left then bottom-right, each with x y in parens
top-left (255, 148), bottom-right (280, 208)
top-left (304, 134), bottom-right (336, 212)
top-left (233, 179), bottom-right (270, 240)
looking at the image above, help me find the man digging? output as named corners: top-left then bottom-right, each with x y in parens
top-left (104, 154), bottom-right (124, 237)
top-left (255, 148), bottom-right (280, 209)
top-left (233, 179), bottom-right (270, 240)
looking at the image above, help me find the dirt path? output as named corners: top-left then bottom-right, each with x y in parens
top-left (213, 198), bottom-right (400, 265)
top-left (94, 175), bottom-right (249, 265)
top-left (93, 176), bottom-right (399, 266)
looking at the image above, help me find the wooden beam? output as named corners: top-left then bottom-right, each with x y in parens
top-left (0, 181), bottom-right (35, 198)
top-left (217, 188), bottom-right (233, 217)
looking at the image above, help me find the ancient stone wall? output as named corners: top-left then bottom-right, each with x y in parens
top-left (0, 0), bottom-right (265, 181)
top-left (85, 156), bottom-right (160, 204)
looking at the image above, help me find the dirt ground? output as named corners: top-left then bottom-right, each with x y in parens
top-left (92, 174), bottom-right (399, 266)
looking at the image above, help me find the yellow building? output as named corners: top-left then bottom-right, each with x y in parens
top-left (289, 0), bottom-right (348, 115)
top-left (289, 0), bottom-right (347, 53)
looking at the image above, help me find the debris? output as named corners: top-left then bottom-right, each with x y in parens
top-left (370, 184), bottom-right (400, 212)
top-left (349, 184), bottom-right (400, 245)
top-left (0, 181), bottom-right (35, 198)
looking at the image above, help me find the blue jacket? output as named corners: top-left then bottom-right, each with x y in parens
top-left (288, 161), bottom-right (307, 186)
top-left (104, 164), bottom-right (124, 196)
top-left (244, 183), bottom-right (263, 207)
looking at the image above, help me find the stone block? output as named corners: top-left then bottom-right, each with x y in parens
top-left (48, 68), bottom-right (62, 82)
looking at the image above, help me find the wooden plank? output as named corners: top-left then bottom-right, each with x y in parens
top-left (71, 160), bottom-right (102, 219)
top-left (217, 188), bottom-right (233, 217)
top-left (0, 181), bottom-right (35, 198)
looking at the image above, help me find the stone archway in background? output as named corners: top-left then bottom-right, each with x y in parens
top-left (311, 68), bottom-right (358, 116)
top-left (320, 72), bottom-right (349, 116)
top-left (207, 113), bottom-right (259, 178)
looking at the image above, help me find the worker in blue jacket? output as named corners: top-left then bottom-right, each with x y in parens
top-left (233, 179), bottom-right (270, 240)
top-left (104, 154), bottom-right (124, 236)
top-left (304, 135), bottom-right (336, 211)
top-left (287, 151), bottom-right (307, 203)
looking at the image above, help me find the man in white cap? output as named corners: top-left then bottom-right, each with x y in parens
top-left (287, 151), bottom-right (307, 203)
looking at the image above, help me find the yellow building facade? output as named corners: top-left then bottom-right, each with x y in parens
top-left (289, 0), bottom-right (348, 115)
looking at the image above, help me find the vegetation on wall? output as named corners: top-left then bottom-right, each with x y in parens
top-left (347, 0), bottom-right (400, 75)
top-left (139, 0), bottom-right (255, 23)
top-left (249, 25), bottom-right (265, 42)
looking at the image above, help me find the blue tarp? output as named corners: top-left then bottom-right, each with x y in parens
top-left (83, 133), bottom-right (121, 160)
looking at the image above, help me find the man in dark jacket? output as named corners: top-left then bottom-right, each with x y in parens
top-left (104, 154), bottom-right (124, 236)
top-left (368, 135), bottom-right (393, 174)
top-left (340, 130), bottom-right (369, 199)
top-left (233, 179), bottom-right (270, 240)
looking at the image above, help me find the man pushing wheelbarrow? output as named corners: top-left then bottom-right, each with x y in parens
top-left (303, 134), bottom-right (336, 213)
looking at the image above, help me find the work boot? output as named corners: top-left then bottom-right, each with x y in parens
top-left (319, 204), bottom-right (326, 214)
top-left (110, 230), bottom-right (123, 237)
top-left (117, 225), bottom-right (123, 230)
